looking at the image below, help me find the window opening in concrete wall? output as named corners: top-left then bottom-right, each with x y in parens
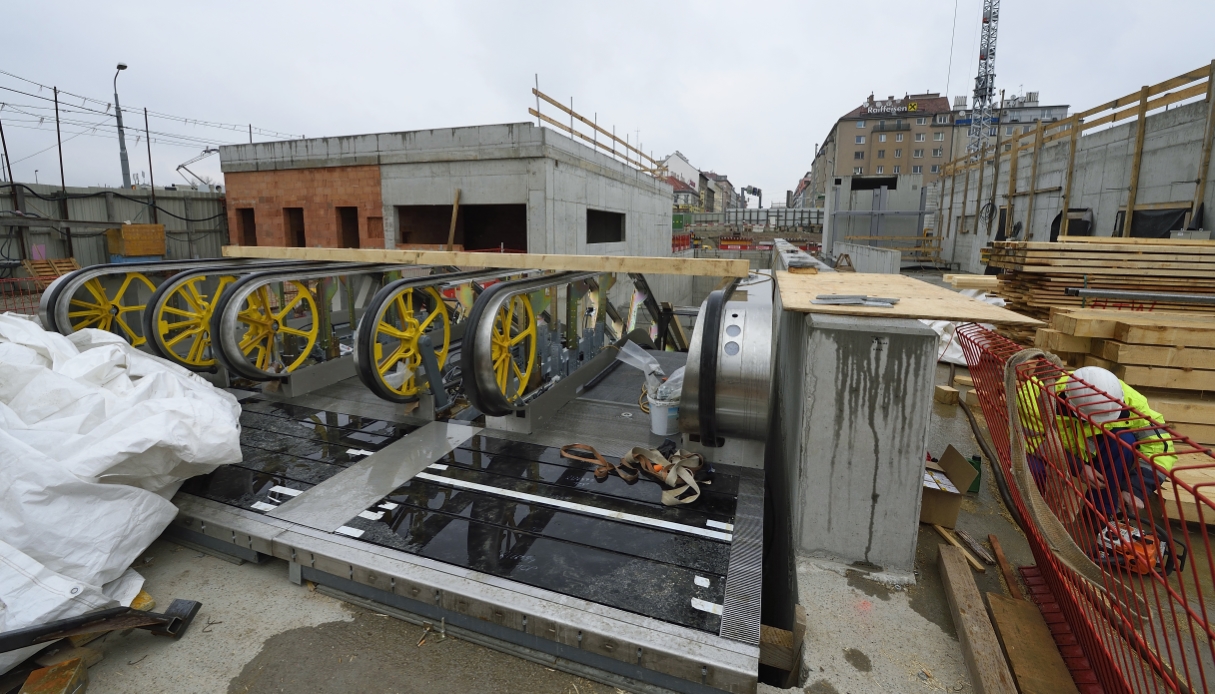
top-left (237, 208), bottom-right (257, 246)
top-left (851, 176), bottom-right (897, 191)
top-left (284, 207), bottom-right (306, 247)
top-left (396, 204), bottom-right (527, 251)
top-left (337, 206), bottom-right (360, 248)
top-left (587, 209), bottom-right (625, 244)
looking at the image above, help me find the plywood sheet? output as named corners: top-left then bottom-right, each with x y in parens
top-left (775, 271), bottom-right (1041, 326)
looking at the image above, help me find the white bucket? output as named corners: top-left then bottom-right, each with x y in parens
top-left (649, 398), bottom-right (679, 436)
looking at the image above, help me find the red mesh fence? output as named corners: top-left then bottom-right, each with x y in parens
top-left (0, 276), bottom-right (52, 316)
top-left (958, 323), bottom-right (1215, 694)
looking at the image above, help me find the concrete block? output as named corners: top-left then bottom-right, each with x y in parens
top-left (793, 313), bottom-right (937, 577)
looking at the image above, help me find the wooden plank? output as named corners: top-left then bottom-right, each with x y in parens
top-left (1092, 340), bottom-right (1215, 370)
top-left (954, 374), bottom-right (975, 388)
top-left (1136, 391), bottom-right (1215, 424)
top-left (1115, 322), bottom-right (1215, 349)
top-left (774, 272), bottom-right (1041, 326)
top-left (1161, 463), bottom-right (1215, 526)
top-left (933, 525), bottom-right (986, 573)
top-left (1102, 363), bottom-right (1215, 391)
top-left (944, 274), bottom-right (1001, 290)
top-left (222, 245), bottom-right (750, 278)
top-left (1176, 422), bottom-right (1215, 443)
top-left (446, 188), bottom-right (460, 251)
top-left (1034, 328), bottom-right (1092, 354)
top-left (986, 592), bottom-right (1081, 694)
top-left (759, 625), bottom-right (796, 671)
top-left (1052, 309), bottom-right (1215, 339)
top-left (1025, 120), bottom-right (1045, 234)
top-left (935, 385), bottom-right (960, 405)
top-left (955, 529), bottom-right (996, 565)
top-left (1193, 60), bottom-right (1215, 222)
top-left (938, 545), bottom-right (1018, 694)
top-left (988, 534), bottom-right (1024, 600)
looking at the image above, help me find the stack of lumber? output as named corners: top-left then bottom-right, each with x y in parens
top-left (1034, 307), bottom-right (1215, 523)
top-left (983, 238), bottom-right (1215, 322)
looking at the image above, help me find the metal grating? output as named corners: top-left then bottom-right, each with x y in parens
top-left (718, 467), bottom-right (764, 645)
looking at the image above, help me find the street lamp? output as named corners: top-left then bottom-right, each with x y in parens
top-left (113, 63), bottom-right (132, 189)
top-left (34, 169), bottom-right (39, 185)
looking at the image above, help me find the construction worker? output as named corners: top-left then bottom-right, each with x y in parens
top-left (1017, 366), bottom-right (1176, 519)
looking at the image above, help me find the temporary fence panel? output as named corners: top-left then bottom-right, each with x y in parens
top-left (958, 323), bottom-right (1214, 694)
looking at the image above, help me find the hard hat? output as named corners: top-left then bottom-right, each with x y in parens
top-left (1068, 366), bottom-right (1125, 424)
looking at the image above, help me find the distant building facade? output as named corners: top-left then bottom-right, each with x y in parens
top-left (949, 91), bottom-right (1069, 159)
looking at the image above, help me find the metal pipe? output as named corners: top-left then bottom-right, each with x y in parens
top-left (114, 66), bottom-right (132, 189)
top-left (53, 87), bottom-right (73, 258)
top-left (144, 107), bottom-right (157, 223)
top-left (1064, 287), bottom-right (1215, 305)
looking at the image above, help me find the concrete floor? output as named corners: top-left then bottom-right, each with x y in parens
top-left (11, 363), bottom-right (1038, 694)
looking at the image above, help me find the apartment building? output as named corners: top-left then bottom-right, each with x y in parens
top-left (949, 91), bottom-right (1070, 158)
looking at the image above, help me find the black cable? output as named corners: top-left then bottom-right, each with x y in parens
top-left (959, 399), bottom-right (1024, 529)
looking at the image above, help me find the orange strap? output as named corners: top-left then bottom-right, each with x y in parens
top-left (560, 443), bottom-right (639, 483)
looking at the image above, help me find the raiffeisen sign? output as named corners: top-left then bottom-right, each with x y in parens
top-left (865, 101), bottom-right (919, 115)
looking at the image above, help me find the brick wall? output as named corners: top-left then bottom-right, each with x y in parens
top-left (224, 165), bottom-right (383, 248)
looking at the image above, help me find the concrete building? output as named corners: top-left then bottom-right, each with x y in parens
top-left (218, 123), bottom-right (673, 260)
top-left (949, 91), bottom-right (1069, 162)
top-left (660, 150), bottom-right (700, 188)
top-left (665, 175), bottom-right (700, 211)
top-left (807, 93), bottom-right (955, 262)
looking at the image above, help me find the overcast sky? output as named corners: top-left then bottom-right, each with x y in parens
top-left (3, 1), bottom-right (1213, 207)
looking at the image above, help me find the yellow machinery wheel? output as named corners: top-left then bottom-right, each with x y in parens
top-left (490, 294), bottom-right (537, 401)
top-left (67, 273), bottom-right (155, 346)
top-left (234, 281), bottom-right (319, 374)
top-left (155, 275), bottom-right (236, 367)
top-left (371, 286), bottom-right (451, 399)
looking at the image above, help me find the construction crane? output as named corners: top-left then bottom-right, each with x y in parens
top-left (176, 148), bottom-right (219, 188)
top-left (966, 0), bottom-right (1000, 159)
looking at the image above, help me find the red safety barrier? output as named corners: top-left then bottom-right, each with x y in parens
top-left (0, 276), bottom-right (53, 317)
top-left (671, 233), bottom-right (692, 252)
top-left (958, 323), bottom-right (1215, 694)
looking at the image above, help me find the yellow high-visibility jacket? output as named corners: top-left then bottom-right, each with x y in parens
top-left (1016, 375), bottom-right (1176, 472)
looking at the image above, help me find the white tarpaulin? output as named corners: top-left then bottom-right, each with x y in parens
top-left (921, 289), bottom-right (1007, 366)
top-left (0, 313), bottom-right (241, 673)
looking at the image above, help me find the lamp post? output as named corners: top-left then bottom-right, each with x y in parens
top-left (114, 63), bottom-right (132, 189)
top-left (34, 170), bottom-right (39, 185)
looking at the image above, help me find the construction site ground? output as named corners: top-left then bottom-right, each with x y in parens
top-left (36, 360), bottom-right (1033, 694)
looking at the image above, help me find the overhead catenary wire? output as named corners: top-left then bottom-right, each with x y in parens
top-left (0, 183), bottom-right (227, 222)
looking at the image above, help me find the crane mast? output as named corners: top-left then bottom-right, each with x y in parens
top-left (967, 0), bottom-right (1000, 159)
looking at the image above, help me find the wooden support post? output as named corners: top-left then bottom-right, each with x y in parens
top-left (1007, 132), bottom-right (1021, 232)
top-left (936, 167), bottom-right (948, 237)
top-left (960, 163), bottom-right (972, 234)
top-left (1192, 60), bottom-right (1215, 229)
top-left (945, 167), bottom-right (958, 238)
top-left (939, 545), bottom-right (1018, 694)
top-left (446, 188), bottom-right (461, 251)
top-left (1124, 85), bottom-right (1151, 237)
top-left (1059, 121), bottom-right (1081, 237)
top-left (1025, 120), bottom-right (1045, 240)
top-left (972, 147), bottom-right (988, 239)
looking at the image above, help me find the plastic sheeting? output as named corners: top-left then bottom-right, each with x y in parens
top-left (0, 313), bottom-right (241, 673)
top-left (922, 290), bottom-right (1007, 366)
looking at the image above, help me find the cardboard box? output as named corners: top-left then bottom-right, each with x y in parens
top-left (920, 444), bottom-right (979, 529)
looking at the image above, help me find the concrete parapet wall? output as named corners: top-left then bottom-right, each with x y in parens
top-left (833, 243), bottom-right (901, 274)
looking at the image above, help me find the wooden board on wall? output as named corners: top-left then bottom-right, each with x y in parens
top-left (775, 271), bottom-right (1041, 326)
top-left (222, 245), bottom-right (751, 278)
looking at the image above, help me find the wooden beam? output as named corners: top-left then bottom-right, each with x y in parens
top-left (960, 161), bottom-right (972, 234)
top-left (532, 89), bottom-right (659, 167)
top-left (446, 188), bottom-right (460, 251)
top-left (529, 108), bottom-right (650, 170)
top-left (972, 139), bottom-right (988, 238)
top-left (933, 524), bottom-right (987, 572)
top-left (1125, 85), bottom-right (1152, 237)
top-left (221, 245), bottom-right (751, 277)
top-left (939, 545), bottom-right (1018, 694)
top-left (1007, 133), bottom-right (1020, 230)
top-left (1025, 120), bottom-right (1045, 238)
top-left (945, 168), bottom-right (958, 238)
top-left (988, 534), bottom-right (1024, 600)
top-left (986, 592), bottom-right (1081, 694)
top-left (1060, 121), bottom-right (1081, 237)
top-left (1194, 60), bottom-right (1215, 228)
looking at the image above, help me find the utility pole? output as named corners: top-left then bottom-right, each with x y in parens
top-left (53, 87), bottom-right (73, 257)
top-left (114, 63), bottom-right (132, 189)
top-left (144, 108), bottom-right (158, 223)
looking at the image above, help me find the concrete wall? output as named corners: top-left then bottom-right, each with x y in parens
top-left (824, 175), bottom-right (927, 259)
top-left (770, 305), bottom-right (936, 579)
top-left (0, 183), bottom-right (228, 266)
top-left (833, 242), bottom-right (901, 273)
top-left (941, 99), bottom-right (1215, 273)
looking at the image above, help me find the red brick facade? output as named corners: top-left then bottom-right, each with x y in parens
top-left (224, 165), bottom-right (384, 248)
